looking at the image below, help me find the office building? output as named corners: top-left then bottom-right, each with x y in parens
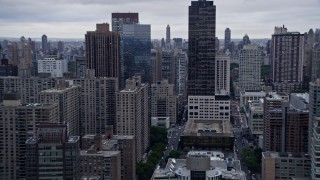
top-left (188, 95), bottom-right (230, 122)
top-left (166, 24), bottom-right (171, 48)
top-left (188, 0), bottom-right (216, 96)
top-left (122, 24), bottom-right (151, 83)
top-left (111, 13), bottom-right (139, 32)
top-left (38, 58), bottom-right (68, 77)
top-left (239, 45), bottom-right (262, 92)
top-left (175, 50), bottom-right (188, 95)
top-left (153, 151), bottom-right (246, 180)
top-left (0, 76), bottom-right (56, 103)
top-left (26, 124), bottom-right (81, 179)
top-left (0, 93), bottom-right (60, 179)
top-left (271, 26), bottom-right (304, 92)
top-left (57, 41), bottom-right (64, 53)
top-left (215, 51), bottom-right (230, 95)
top-left (262, 152), bottom-right (311, 180)
top-left (224, 28), bottom-right (231, 52)
top-left (85, 23), bottom-right (120, 82)
top-left (42, 34), bottom-right (48, 53)
top-left (116, 75), bottom-right (149, 162)
top-left (151, 80), bottom-right (177, 124)
top-left (39, 83), bottom-right (81, 136)
top-left (65, 74), bottom-right (118, 135)
top-left (75, 56), bottom-right (86, 78)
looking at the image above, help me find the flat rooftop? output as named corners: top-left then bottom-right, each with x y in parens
top-left (182, 119), bottom-right (232, 136)
top-left (80, 150), bottom-right (120, 157)
top-left (263, 152), bottom-right (310, 159)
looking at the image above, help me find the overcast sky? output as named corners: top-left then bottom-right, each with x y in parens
top-left (0, 0), bottom-right (319, 40)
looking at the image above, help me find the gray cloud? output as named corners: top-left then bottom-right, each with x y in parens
top-left (0, 0), bottom-right (319, 39)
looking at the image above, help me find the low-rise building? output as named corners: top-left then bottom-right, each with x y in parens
top-left (180, 119), bottom-right (234, 151)
top-left (152, 151), bottom-right (246, 180)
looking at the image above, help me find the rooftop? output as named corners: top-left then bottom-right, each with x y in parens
top-left (263, 152), bottom-right (310, 159)
top-left (80, 150), bottom-right (120, 157)
top-left (182, 119), bottom-right (232, 136)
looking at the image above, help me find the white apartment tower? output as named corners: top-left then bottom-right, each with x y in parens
top-left (215, 52), bottom-right (230, 95)
top-left (151, 80), bottom-right (177, 124)
top-left (239, 44), bottom-right (262, 91)
top-left (116, 75), bottom-right (149, 162)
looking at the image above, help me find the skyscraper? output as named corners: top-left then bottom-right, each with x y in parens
top-left (188, 0), bottom-right (216, 96)
top-left (271, 26), bottom-right (304, 92)
top-left (166, 24), bottom-right (171, 48)
top-left (85, 23), bottom-right (120, 82)
top-left (239, 45), bottom-right (262, 91)
top-left (122, 24), bottom-right (151, 83)
top-left (242, 34), bottom-right (251, 46)
top-left (111, 13), bottom-right (139, 32)
top-left (224, 28), bottom-right (231, 52)
top-left (42, 34), bottom-right (48, 53)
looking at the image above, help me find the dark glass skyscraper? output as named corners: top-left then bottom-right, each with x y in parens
top-left (188, 0), bottom-right (216, 96)
top-left (122, 24), bottom-right (151, 83)
top-left (224, 28), bottom-right (231, 52)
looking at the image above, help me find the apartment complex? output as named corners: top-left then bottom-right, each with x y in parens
top-left (26, 124), bottom-right (81, 179)
top-left (116, 75), bottom-right (149, 162)
top-left (0, 94), bottom-right (59, 179)
top-left (65, 75), bottom-right (118, 135)
top-left (0, 76), bottom-right (56, 103)
top-left (271, 26), bottom-right (304, 92)
top-left (39, 83), bottom-right (81, 136)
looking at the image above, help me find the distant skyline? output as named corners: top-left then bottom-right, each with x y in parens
top-left (0, 0), bottom-right (319, 40)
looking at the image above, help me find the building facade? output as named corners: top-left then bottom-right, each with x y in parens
top-left (215, 51), bottom-right (230, 95)
top-left (239, 45), bottom-right (262, 92)
top-left (271, 26), bottom-right (304, 92)
top-left (38, 58), bottom-right (68, 77)
top-left (85, 23), bottom-right (120, 81)
top-left (0, 94), bottom-right (60, 179)
top-left (151, 80), bottom-right (177, 124)
top-left (111, 13), bottom-right (139, 33)
top-left (122, 24), bottom-right (151, 84)
top-left (26, 124), bottom-right (81, 179)
top-left (188, 0), bottom-right (216, 96)
top-left (262, 152), bottom-right (311, 180)
top-left (116, 75), bottom-right (149, 162)
top-left (39, 84), bottom-right (81, 136)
